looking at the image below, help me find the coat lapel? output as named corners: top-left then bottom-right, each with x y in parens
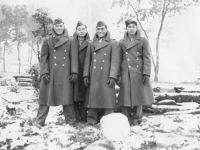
top-left (123, 31), bottom-right (141, 50)
top-left (53, 29), bottom-right (69, 49)
top-left (127, 38), bottom-right (140, 50)
top-left (79, 40), bottom-right (88, 51)
top-left (73, 32), bottom-right (90, 52)
top-left (94, 40), bottom-right (109, 51)
top-left (93, 31), bottom-right (111, 51)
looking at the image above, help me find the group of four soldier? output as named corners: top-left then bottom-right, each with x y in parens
top-left (35, 18), bottom-right (154, 128)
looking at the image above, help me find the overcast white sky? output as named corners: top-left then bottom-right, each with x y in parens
top-left (1, 0), bottom-right (200, 82)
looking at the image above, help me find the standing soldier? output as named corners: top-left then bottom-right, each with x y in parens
top-left (83, 21), bottom-right (120, 125)
top-left (118, 19), bottom-right (154, 125)
top-left (35, 18), bottom-right (78, 128)
top-left (72, 21), bottom-right (90, 122)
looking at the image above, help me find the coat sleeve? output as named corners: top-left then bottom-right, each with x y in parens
top-left (109, 40), bottom-right (120, 79)
top-left (70, 39), bottom-right (79, 74)
top-left (83, 43), bottom-right (92, 77)
top-left (142, 38), bottom-right (151, 76)
top-left (40, 38), bottom-right (49, 76)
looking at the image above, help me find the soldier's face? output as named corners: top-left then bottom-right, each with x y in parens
top-left (96, 26), bottom-right (107, 38)
top-left (53, 23), bottom-right (65, 35)
top-left (76, 25), bottom-right (87, 37)
top-left (127, 24), bottom-right (137, 36)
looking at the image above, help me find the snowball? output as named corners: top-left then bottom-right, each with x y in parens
top-left (100, 113), bottom-right (130, 141)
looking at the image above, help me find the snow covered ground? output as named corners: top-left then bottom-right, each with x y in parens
top-left (0, 83), bottom-right (200, 150)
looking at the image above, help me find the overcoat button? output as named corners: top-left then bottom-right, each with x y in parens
top-left (102, 60), bottom-right (105, 62)
top-left (54, 56), bottom-right (56, 59)
top-left (104, 53), bottom-right (106, 55)
top-left (63, 57), bottom-right (66, 59)
top-left (101, 67), bottom-right (103, 69)
top-left (62, 64), bottom-right (65, 66)
top-left (94, 66), bottom-right (96, 68)
top-left (129, 65), bottom-right (131, 68)
top-left (94, 53), bottom-right (96, 55)
top-left (55, 64), bottom-right (57, 66)
top-left (136, 65), bottom-right (139, 67)
top-left (94, 59), bottom-right (96, 61)
top-left (64, 50), bottom-right (67, 52)
top-left (126, 52), bottom-right (128, 54)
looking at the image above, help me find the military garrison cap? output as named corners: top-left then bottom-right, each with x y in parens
top-left (53, 18), bottom-right (64, 25)
top-left (96, 21), bottom-right (107, 28)
top-left (125, 19), bottom-right (137, 27)
top-left (76, 21), bottom-right (87, 29)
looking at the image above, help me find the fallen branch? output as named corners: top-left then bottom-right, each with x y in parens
top-left (2, 96), bottom-right (38, 103)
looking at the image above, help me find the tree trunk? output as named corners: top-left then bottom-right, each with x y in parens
top-left (30, 42), bottom-right (33, 65)
top-left (36, 41), bottom-right (40, 62)
top-left (17, 41), bottom-right (21, 74)
top-left (3, 43), bottom-right (6, 72)
top-left (154, 8), bottom-right (166, 82)
top-left (154, 66), bottom-right (158, 82)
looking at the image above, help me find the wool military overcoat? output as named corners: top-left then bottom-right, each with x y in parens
top-left (39, 29), bottom-right (78, 106)
top-left (83, 31), bottom-right (120, 108)
top-left (72, 32), bottom-right (90, 102)
top-left (118, 31), bottom-right (154, 107)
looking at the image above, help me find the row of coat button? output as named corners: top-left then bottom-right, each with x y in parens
top-left (94, 66), bottom-right (103, 69)
top-left (54, 49), bottom-right (67, 52)
top-left (54, 64), bottom-right (65, 66)
top-left (54, 56), bottom-right (66, 59)
top-left (126, 52), bottom-right (140, 55)
top-left (129, 65), bottom-right (139, 68)
top-left (94, 52), bottom-right (107, 55)
top-left (94, 59), bottom-right (105, 62)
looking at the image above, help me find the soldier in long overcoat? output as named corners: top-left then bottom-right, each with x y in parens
top-left (83, 21), bottom-right (120, 125)
top-left (72, 21), bottom-right (90, 122)
top-left (118, 19), bottom-right (154, 125)
top-left (36, 18), bottom-right (78, 127)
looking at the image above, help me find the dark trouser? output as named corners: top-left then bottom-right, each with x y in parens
top-left (87, 108), bottom-right (114, 125)
top-left (122, 106), bottom-right (143, 125)
top-left (36, 104), bottom-right (75, 126)
top-left (74, 101), bottom-right (87, 121)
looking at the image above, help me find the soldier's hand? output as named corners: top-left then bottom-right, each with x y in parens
top-left (70, 73), bottom-right (78, 83)
top-left (107, 77), bottom-right (116, 87)
top-left (116, 76), bottom-right (121, 86)
top-left (83, 77), bottom-right (89, 87)
top-left (143, 74), bottom-right (150, 85)
top-left (42, 73), bottom-right (50, 84)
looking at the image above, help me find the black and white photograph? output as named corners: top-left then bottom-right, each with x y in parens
top-left (0, 0), bottom-right (200, 149)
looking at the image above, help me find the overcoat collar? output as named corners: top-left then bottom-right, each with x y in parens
top-left (92, 31), bottom-right (111, 51)
top-left (73, 32), bottom-right (90, 51)
top-left (51, 28), bottom-right (69, 49)
top-left (123, 30), bottom-right (141, 50)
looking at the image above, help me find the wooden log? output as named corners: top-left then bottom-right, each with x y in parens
top-left (152, 103), bottom-right (199, 111)
top-left (164, 109), bottom-right (200, 115)
top-left (154, 93), bottom-right (200, 103)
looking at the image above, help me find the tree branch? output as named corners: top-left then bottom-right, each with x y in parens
top-left (128, 0), bottom-right (156, 68)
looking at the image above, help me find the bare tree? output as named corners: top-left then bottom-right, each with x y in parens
top-left (112, 0), bottom-right (200, 81)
